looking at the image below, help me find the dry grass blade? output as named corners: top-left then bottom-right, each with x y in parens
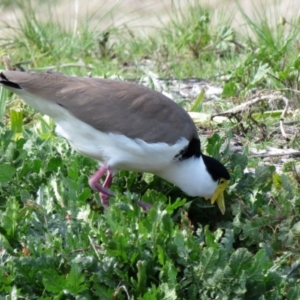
top-left (212, 91), bottom-right (290, 139)
top-left (2, 55), bottom-right (13, 70)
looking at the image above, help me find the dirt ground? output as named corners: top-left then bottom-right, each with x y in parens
top-left (1, 0), bottom-right (299, 36)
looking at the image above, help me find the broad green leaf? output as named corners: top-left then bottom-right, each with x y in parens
top-left (287, 260), bottom-right (300, 279)
top-left (255, 165), bottom-right (273, 184)
top-left (0, 164), bottom-right (16, 183)
top-left (79, 187), bottom-right (91, 202)
top-left (229, 248), bottom-right (252, 277)
top-left (231, 153), bottom-right (248, 171)
top-left (222, 81), bottom-right (238, 97)
top-left (163, 261), bottom-right (177, 285)
top-left (248, 249), bottom-right (270, 282)
top-left (204, 225), bottom-right (219, 249)
top-left (291, 222), bottom-right (300, 239)
top-left (293, 54), bottom-right (300, 69)
top-left (143, 172), bottom-right (154, 184)
top-left (92, 284), bottom-right (114, 300)
top-left (287, 286), bottom-right (300, 299)
top-left (42, 270), bottom-right (66, 293)
top-left (66, 263), bottom-right (87, 294)
top-left (199, 248), bottom-right (220, 277)
top-left (206, 133), bottom-right (223, 157)
top-left (0, 232), bottom-right (15, 254)
top-left (240, 218), bottom-right (264, 241)
top-left (32, 159), bottom-right (42, 173)
top-left (165, 198), bottom-right (186, 214)
top-left (221, 229), bottom-right (235, 251)
top-left (265, 271), bottom-right (282, 290)
top-left (281, 174), bottom-right (294, 198)
top-left (140, 284), bottom-right (161, 299)
top-left (47, 156), bottom-right (62, 172)
top-left (251, 63), bottom-right (271, 85)
top-left (160, 283), bottom-right (177, 300)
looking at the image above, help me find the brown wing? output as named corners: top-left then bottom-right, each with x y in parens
top-left (1, 71), bottom-right (199, 144)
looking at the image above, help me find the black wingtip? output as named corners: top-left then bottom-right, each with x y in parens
top-left (0, 72), bottom-right (22, 89)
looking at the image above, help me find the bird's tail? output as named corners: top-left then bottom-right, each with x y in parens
top-left (0, 72), bottom-right (21, 89)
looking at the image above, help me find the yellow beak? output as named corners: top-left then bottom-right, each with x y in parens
top-left (207, 179), bottom-right (229, 214)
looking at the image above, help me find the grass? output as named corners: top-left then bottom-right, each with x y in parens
top-left (1, 0), bottom-right (300, 298)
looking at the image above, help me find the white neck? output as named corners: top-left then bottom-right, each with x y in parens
top-left (157, 155), bottom-right (218, 198)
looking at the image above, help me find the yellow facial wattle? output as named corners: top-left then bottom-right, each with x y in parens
top-left (208, 179), bottom-right (229, 215)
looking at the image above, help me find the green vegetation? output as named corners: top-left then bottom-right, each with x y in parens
top-left (1, 0), bottom-right (300, 298)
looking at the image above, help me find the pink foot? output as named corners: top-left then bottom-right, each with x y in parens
top-left (89, 165), bottom-right (114, 207)
top-left (100, 172), bottom-right (113, 207)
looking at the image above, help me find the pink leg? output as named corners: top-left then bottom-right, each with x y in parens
top-left (88, 165), bottom-right (114, 207)
top-left (137, 201), bottom-right (153, 211)
top-left (89, 165), bottom-right (152, 210)
top-left (101, 172), bottom-right (113, 206)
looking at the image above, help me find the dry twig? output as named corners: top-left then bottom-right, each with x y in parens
top-left (212, 91), bottom-right (290, 139)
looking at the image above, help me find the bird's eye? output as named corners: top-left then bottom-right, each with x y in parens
top-left (219, 179), bottom-right (224, 184)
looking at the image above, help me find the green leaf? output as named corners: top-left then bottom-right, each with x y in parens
top-left (272, 172), bottom-right (282, 189)
top-left (162, 261), bottom-right (177, 285)
top-left (42, 270), bottom-right (67, 294)
top-left (190, 90), bottom-right (204, 112)
top-left (0, 232), bottom-right (15, 254)
top-left (204, 225), bottom-right (219, 249)
top-left (251, 63), bottom-right (271, 85)
top-left (35, 114), bottom-right (55, 139)
top-left (199, 248), bottom-right (220, 277)
top-left (293, 54), bottom-right (300, 69)
top-left (93, 284), bottom-right (114, 299)
top-left (79, 187), bottom-right (91, 202)
top-left (165, 198), bottom-right (186, 214)
top-left (136, 260), bottom-right (147, 294)
top-left (65, 263), bottom-right (88, 294)
top-left (47, 156), bottom-right (62, 172)
top-left (160, 283), bottom-right (177, 300)
top-left (291, 222), bottom-right (300, 239)
top-left (251, 110), bottom-right (283, 120)
top-left (281, 174), bottom-right (294, 198)
top-left (0, 164), bottom-right (16, 183)
top-left (248, 249), bottom-right (271, 284)
top-left (0, 87), bottom-right (8, 122)
top-left (229, 248), bottom-right (252, 277)
top-left (157, 244), bottom-right (165, 266)
top-left (287, 286), bottom-right (300, 299)
top-left (255, 165), bottom-right (273, 184)
top-left (221, 229), bottom-right (235, 251)
top-left (222, 81), bottom-right (238, 97)
top-left (10, 109), bottom-right (23, 133)
top-left (143, 172), bottom-right (154, 184)
top-left (230, 153), bottom-right (248, 171)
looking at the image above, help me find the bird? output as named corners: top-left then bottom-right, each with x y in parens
top-left (0, 70), bottom-right (230, 213)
